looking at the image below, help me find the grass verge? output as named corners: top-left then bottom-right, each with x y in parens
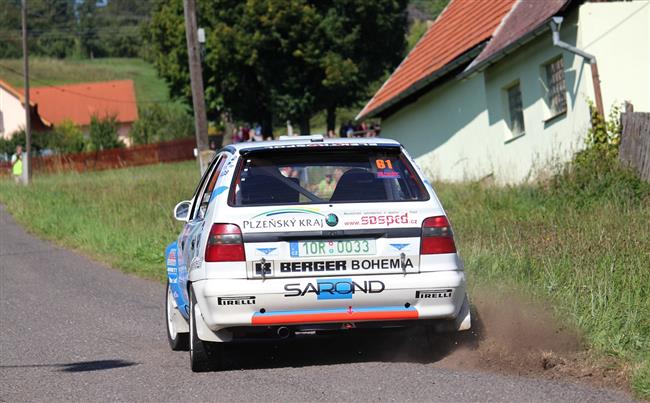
top-left (0, 161), bottom-right (196, 279)
top-left (0, 154), bottom-right (648, 397)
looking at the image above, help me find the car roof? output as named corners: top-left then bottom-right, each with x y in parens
top-left (222, 137), bottom-right (401, 155)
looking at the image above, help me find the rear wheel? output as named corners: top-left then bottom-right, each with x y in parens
top-left (166, 282), bottom-right (189, 351)
top-left (189, 285), bottom-right (222, 372)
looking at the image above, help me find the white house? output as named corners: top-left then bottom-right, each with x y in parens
top-left (357, 0), bottom-right (650, 184)
top-left (0, 79), bottom-right (51, 139)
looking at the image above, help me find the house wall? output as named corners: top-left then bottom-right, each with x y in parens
top-left (579, 1), bottom-right (650, 113)
top-left (481, 10), bottom-right (592, 183)
top-left (380, 1), bottom-right (649, 184)
top-left (0, 87), bottom-right (26, 139)
top-left (379, 73), bottom-right (492, 182)
top-left (117, 123), bottom-right (133, 147)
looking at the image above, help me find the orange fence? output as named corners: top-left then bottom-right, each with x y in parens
top-left (1, 137), bottom-right (196, 175)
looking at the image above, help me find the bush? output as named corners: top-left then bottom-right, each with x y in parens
top-left (548, 104), bottom-right (649, 205)
top-left (88, 115), bottom-right (124, 151)
top-left (48, 120), bottom-right (87, 154)
top-left (130, 104), bottom-right (194, 145)
top-left (0, 129), bottom-right (51, 159)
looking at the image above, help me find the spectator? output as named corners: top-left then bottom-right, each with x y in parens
top-left (317, 173), bottom-right (336, 196)
top-left (339, 122), bottom-right (347, 137)
top-left (11, 145), bottom-right (23, 184)
top-left (357, 121), bottom-right (368, 137)
top-left (233, 126), bottom-right (243, 143)
top-left (370, 122), bottom-right (381, 137)
top-left (286, 120), bottom-right (294, 136)
top-left (345, 121), bottom-right (354, 137)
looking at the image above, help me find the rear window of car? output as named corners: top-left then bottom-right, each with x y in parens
top-left (229, 147), bottom-right (429, 206)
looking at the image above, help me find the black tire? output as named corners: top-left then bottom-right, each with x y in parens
top-left (189, 285), bottom-right (222, 372)
top-left (166, 281), bottom-right (189, 351)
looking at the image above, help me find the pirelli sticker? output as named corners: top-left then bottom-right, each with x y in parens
top-left (415, 289), bottom-right (453, 299)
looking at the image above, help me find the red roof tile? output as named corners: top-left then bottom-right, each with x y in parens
top-left (30, 80), bottom-right (138, 126)
top-left (468, 0), bottom-right (570, 71)
top-left (358, 0), bottom-right (517, 119)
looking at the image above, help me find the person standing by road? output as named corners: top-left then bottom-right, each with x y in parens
top-left (11, 145), bottom-right (23, 184)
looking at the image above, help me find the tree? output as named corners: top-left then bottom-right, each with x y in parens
top-left (147, 0), bottom-right (409, 135)
top-left (31, 0), bottom-right (77, 58)
top-left (410, 0), bottom-right (448, 19)
top-left (204, 0), bottom-right (323, 134)
top-left (0, 0), bottom-right (77, 58)
top-left (0, 0), bottom-right (22, 58)
top-left (50, 120), bottom-right (87, 154)
top-left (96, 0), bottom-right (154, 58)
top-left (130, 104), bottom-right (194, 145)
top-left (77, 0), bottom-right (102, 58)
top-left (88, 115), bottom-right (123, 151)
top-left (311, 1), bottom-right (409, 130)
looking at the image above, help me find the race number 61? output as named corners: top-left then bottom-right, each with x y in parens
top-left (375, 159), bottom-right (393, 170)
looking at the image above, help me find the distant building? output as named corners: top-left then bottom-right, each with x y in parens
top-left (30, 80), bottom-right (139, 145)
top-left (357, 0), bottom-right (650, 184)
top-left (0, 79), bottom-right (138, 145)
top-left (0, 79), bottom-right (51, 138)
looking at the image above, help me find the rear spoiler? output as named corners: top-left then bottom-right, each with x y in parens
top-left (234, 142), bottom-right (401, 156)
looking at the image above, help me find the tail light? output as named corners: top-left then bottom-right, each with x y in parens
top-left (420, 216), bottom-right (457, 254)
top-left (205, 223), bottom-right (245, 262)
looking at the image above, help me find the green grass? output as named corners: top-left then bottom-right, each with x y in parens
top-left (436, 181), bottom-right (650, 396)
top-left (0, 57), bottom-right (175, 105)
top-left (0, 155), bottom-right (648, 398)
top-left (0, 161), bottom-right (198, 279)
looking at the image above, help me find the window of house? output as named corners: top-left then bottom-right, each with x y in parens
top-left (543, 57), bottom-right (567, 117)
top-left (505, 82), bottom-right (525, 138)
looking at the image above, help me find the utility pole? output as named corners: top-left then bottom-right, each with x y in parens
top-left (183, 0), bottom-right (211, 175)
top-left (21, 0), bottom-right (32, 186)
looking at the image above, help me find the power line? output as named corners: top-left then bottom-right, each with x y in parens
top-left (0, 62), bottom-right (178, 105)
top-left (0, 25), bottom-right (148, 38)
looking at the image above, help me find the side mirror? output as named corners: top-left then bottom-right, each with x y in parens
top-left (173, 200), bottom-right (192, 222)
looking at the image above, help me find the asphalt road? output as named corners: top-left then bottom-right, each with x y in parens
top-left (0, 206), bottom-right (634, 402)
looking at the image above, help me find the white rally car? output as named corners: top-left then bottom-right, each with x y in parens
top-left (164, 136), bottom-right (471, 371)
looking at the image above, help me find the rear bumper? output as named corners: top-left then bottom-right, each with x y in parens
top-left (192, 270), bottom-right (468, 338)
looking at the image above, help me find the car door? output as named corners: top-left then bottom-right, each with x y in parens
top-left (177, 154), bottom-right (226, 303)
top-left (180, 154), bottom-right (229, 285)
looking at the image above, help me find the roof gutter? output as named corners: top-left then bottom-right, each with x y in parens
top-left (356, 44), bottom-right (485, 121)
top-left (550, 16), bottom-right (604, 117)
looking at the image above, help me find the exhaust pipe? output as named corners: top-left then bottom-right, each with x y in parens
top-left (276, 326), bottom-right (290, 339)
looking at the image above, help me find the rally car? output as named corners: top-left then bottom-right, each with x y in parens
top-left (164, 135), bottom-right (471, 371)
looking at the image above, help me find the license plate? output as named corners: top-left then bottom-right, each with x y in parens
top-left (290, 239), bottom-right (376, 257)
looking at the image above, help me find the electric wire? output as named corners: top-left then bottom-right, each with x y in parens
top-left (0, 62), bottom-right (178, 105)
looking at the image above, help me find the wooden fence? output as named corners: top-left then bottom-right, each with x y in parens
top-left (1, 137), bottom-right (196, 175)
top-left (620, 103), bottom-right (650, 182)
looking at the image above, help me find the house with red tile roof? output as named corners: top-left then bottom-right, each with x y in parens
top-left (359, 0), bottom-right (650, 183)
top-left (30, 80), bottom-right (138, 144)
top-left (0, 79), bottom-right (138, 145)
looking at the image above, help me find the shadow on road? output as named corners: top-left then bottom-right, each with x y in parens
top-left (1, 359), bottom-right (138, 372)
top-left (217, 313), bottom-right (484, 372)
